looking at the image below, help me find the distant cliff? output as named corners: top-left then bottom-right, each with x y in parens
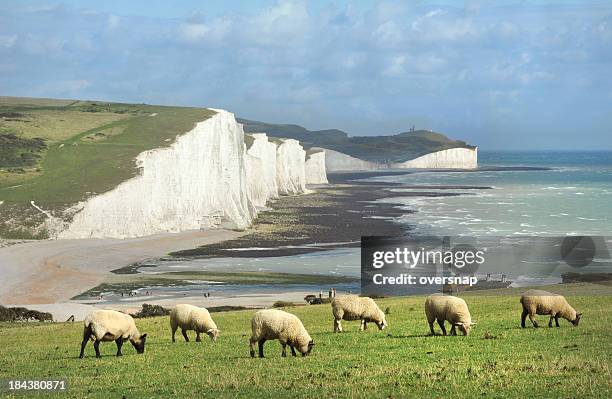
top-left (238, 118), bottom-right (476, 166)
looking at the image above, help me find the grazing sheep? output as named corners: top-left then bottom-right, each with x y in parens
top-left (425, 294), bottom-right (475, 336)
top-left (249, 309), bottom-right (314, 358)
top-left (520, 289), bottom-right (582, 328)
top-left (79, 310), bottom-right (147, 358)
top-left (170, 304), bottom-right (220, 343)
top-left (331, 295), bottom-right (387, 333)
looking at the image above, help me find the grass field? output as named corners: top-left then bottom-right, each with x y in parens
top-left (0, 96), bottom-right (214, 238)
top-left (0, 283), bottom-right (610, 398)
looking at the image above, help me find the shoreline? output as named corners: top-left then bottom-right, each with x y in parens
top-left (0, 229), bottom-right (244, 305)
top-left (0, 168), bottom-right (501, 319)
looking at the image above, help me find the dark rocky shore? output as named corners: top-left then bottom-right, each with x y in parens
top-left (170, 169), bottom-right (495, 259)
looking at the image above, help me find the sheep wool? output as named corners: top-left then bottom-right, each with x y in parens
top-left (170, 304), bottom-right (220, 342)
top-left (331, 295), bottom-right (387, 333)
top-left (249, 309), bottom-right (314, 358)
top-left (79, 309), bottom-right (147, 358)
top-left (424, 294), bottom-right (474, 336)
top-left (520, 289), bottom-right (581, 328)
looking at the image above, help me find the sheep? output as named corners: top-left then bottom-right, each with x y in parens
top-left (249, 309), bottom-right (314, 358)
top-left (425, 294), bottom-right (475, 336)
top-left (520, 289), bottom-right (582, 328)
top-left (170, 304), bottom-right (220, 343)
top-left (331, 295), bottom-right (387, 333)
top-left (79, 309), bottom-right (147, 358)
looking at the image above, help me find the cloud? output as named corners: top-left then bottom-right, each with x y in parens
top-left (0, 1), bottom-right (610, 149)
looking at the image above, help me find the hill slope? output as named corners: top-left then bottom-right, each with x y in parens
top-left (238, 118), bottom-right (475, 164)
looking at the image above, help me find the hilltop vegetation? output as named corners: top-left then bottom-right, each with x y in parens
top-left (0, 283), bottom-right (610, 398)
top-left (0, 96), bottom-right (214, 238)
top-left (239, 118), bottom-right (475, 164)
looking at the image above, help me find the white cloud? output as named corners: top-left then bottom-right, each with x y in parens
top-left (107, 14), bottom-right (120, 30)
top-left (0, 34), bottom-right (17, 48)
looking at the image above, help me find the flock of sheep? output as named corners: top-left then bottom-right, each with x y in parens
top-left (78, 289), bottom-right (582, 359)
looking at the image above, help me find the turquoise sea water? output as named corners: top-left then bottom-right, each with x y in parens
top-left (371, 151), bottom-right (612, 236)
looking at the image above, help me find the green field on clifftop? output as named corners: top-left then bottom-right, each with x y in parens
top-left (0, 283), bottom-right (610, 398)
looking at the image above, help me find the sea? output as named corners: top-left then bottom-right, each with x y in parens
top-left (96, 151), bottom-right (612, 303)
top-left (372, 151), bottom-right (612, 237)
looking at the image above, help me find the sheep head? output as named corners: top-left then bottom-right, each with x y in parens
top-left (130, 333), bottom-right (147, 353)
top-left (572, 313), bottom-right (582, 326)
top-left (206, 328), bottom-right (220, 342)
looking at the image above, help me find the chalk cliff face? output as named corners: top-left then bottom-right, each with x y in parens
top-left (60, 110), bottom-right (326, 239)
top-left (316, 147), bottom-right (382, 172)
top-left (245, 133), bottom-right (279, 208)
top-left (318, 147), bottom-right (477, 171)
top-left (275, 139), bottom-right (307, 195)
top-left (391, 148), bottom-right (478, 169)
top-left (305, 150), bottom-right (329, 184)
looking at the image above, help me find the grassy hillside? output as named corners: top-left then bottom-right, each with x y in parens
top-left (0, 284), bottom-right (610, 398)
top-left (238, 118), bottom-right (475, 164)
top-left (0, 96), bottom-right (214, 238)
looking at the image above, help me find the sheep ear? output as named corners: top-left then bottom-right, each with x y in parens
top-left (309, 341), bottom-right (315, 346)
top-left (471, 322), bottom-right (477, 326)
top-left (453, 322), bottom-right (464, 327)
top-left (577, 313), bottom-right (583, 316)
top-left (141, 333), bottom-right (147, 339)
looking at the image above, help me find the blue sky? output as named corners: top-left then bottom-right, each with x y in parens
top-left (1, 1), bottom-right (611, 150)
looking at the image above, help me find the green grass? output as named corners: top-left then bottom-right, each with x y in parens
top-left (0, 283), bottom-right (610, 398)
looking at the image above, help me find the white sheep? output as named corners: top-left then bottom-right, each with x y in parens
top-left (249, 309), bottom-right (314, 358)
top-left (520, 289), bottom-right (582, 328)
top-left (170, 304), bottom-right (220, 342)
top-left (331, 295), bottom-right (387, 333)
top-left (424, 294), bottom-right (475, 336)
top-left (79, 309), bottom-right (147, 358)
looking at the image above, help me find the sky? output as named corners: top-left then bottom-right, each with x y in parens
top-left (1, 1), bottom-right (611, 150)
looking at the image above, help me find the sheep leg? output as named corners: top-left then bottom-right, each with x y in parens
top-left (115, 337), bottom-right (123, 356)
top-left (334, 319), bottom-right (342, 333)
top-left (181, 329), bottom-right (190, 342)
top-left (171, 326), bottom-right (177, 343)
top-left (196, 332), bottom-right (201, 342)
top-left (548, 315), bottom-right (554, 328)
top-left (555, 315), bottom-right (560, 327)
top-left (428, 321), bottom-right (436, 336)
top-left (450, 324), bottom-right (457, 336)
top-left (360, 319), bottom-right (365, 331)
top-left (281, 343), bottom-right (287, 357)
top-left (521, 308), bottom-right (528, 328)
top-left (290, 345), bottom-right (297, 357)
top-left (258, 339), bottom-right (266, 358)
top-left (249, 337), bottom-right (257, 358)
top-left (93, 340), bottom-right (101, 358)
top-left (437, 319), bottom-right (447, 336)
top-left (363, 320), bottom-right (368, 330)
top-left (79, 326), bottom-right (92, 358)
top-left (528, 313), bottom-right (539, 328)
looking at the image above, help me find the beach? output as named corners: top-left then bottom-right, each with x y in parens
top-left (0, 229), bottom-right (244, 305)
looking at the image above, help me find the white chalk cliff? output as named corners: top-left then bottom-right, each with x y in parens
top-left (305, 150), bottom-right (329, 184)
top-left (319, 147), bottom-right (477, 171)
top-left (391, 147), bottom-right (478, 169)
top-left (59, 110), bottom-right (326, 239)
top-left (316, 147), bottom-right (382, 172)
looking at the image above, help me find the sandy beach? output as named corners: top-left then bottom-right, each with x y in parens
top-left (0, 229), bottom-right (244, 305)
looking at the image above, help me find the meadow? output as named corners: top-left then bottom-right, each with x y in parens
top-left (0, 283), bottom-right (610, 398)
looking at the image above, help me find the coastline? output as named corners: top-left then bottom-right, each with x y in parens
top-left (0, 168), bottom-right (497, 320)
